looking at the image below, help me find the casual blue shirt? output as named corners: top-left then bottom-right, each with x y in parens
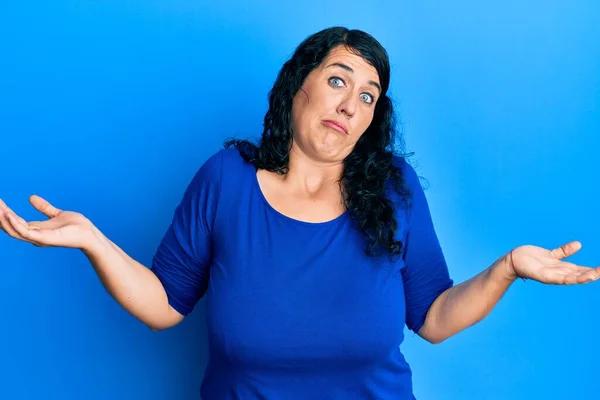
top-left (151, 148), bottom-right (454, 399)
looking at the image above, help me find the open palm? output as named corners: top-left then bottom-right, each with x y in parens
top-left (509, 241), bottom-right (600, 285)
top-left (0, 195), bottom-right (94, 249)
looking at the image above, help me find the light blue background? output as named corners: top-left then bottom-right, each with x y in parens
top-left (1, 1), bottom-right (598, 399)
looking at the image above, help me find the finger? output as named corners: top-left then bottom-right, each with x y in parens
top-left (0, 198), bottom-right (39, 230)
top-left (0, 200), bottom-right (42, 245)
top-left (0, 211), bottom-right (25, 228)
top-left (565, 264), bottom-right (598, 274)
top-left (555, 261), bottom-right (600, 279)
top-left (0, 211), bottom-right (24, 238)
top-left (548, 269), bottom-right (599, 285)
top-left (6, 212), bottom-right (67, 247)
top-left (27, 221), bottom-right (44, 229)
top-left (0, 198), bottom-right (18, 217)
top-left (561, 273), bottom-right (583, 285)
top-left (550, 241), bottom-right (582, 260)
top-left (29, 195), bottom-right (61, 218)
top-left (6, 212), bottom-right (46, 243)
top-left (576, 266), bottom-right (600, 283)
top-left (555, 262), bottom-right (592, 274)
top-left (541, 270), bottom-right (583, 285)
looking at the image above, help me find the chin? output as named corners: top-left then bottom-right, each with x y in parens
top-left (314, 145), bottom-right (349, 163)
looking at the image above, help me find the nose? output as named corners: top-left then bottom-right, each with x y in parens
top-left (336, 92), bottom-right (357, 118)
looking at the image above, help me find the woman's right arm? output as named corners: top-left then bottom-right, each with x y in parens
top-left (3, 153), bottom-right (221, 331)
top-left (83, 225), bottom-right (185, 331)
top-left (1, 195), bottom-right (184, 331)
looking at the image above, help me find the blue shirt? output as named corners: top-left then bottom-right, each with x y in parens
top-left (151, 148), bottom-right (453, 399)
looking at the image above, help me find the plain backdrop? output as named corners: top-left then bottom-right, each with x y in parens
top-left (1, 1), bottom-right (598, 399)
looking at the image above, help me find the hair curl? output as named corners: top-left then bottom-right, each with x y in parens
top-left (225, 26), bottom-right (413, 258)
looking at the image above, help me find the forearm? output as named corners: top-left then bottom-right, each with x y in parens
top-left (419, 253), bottom-right (517, 344)
top-left (81, 226), bottom-right (181, 330)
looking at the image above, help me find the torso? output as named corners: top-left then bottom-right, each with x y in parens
top-left (201, 148), bottom-right (414, 399)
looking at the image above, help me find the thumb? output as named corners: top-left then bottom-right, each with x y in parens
top-left (29, 195), bottom-right (62, 218)
top-left (550, 240), bottom-right (582, 260)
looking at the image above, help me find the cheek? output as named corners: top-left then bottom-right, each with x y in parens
top-left (292, 96), bottom-right (322, 134)
top-left (292, 89), bottom-right (311, 118)
top-left (291, 101), bottom-right (306, 134)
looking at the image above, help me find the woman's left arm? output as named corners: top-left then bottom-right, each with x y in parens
top-left (419, 240), bottom-right (599, 344)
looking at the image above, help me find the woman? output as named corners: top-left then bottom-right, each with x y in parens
top-left (0, 26), bottom-right (597, 399)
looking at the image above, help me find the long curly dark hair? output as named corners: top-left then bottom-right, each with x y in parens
top-left (225, 26), bottom-right (414, 258)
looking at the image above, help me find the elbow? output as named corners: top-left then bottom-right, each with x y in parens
top-left (425, 335), bottom-right (446, 345)
top-left (147, 323), bottom-right (164, 332)
top-left (417, 323), bottom-right (448, 345)
top-left (147, 321), bottom-right (176, 332)
top-left (147, 305), bottom-right (186, 331)
top-left (148, 324), bottom-right (171, 332)
top-left (146, 315), bottom-right (184, 332)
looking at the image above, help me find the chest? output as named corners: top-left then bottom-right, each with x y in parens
top-left (205, 205), bottom-right (408, 369)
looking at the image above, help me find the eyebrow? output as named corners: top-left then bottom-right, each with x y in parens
top-left (325, 62), bottom-right (382, 94)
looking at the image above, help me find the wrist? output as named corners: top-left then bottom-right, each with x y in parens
top-left (493, 250), bottom-right (519, 283)
top-left (81, 224), bottom-right (108, 257)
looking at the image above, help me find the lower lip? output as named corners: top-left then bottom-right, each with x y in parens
top-left (322, 121), bottom-right (347, 135)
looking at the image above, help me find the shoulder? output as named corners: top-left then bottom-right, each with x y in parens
top-left (388, 154), bottom-right (431, 221)
top-left (194, 147), bottom-right (249, 180)
top-left (387, 154), bottom-right (424, 203)
top-left (391, 154), bottom-right (420, 188)
top-left (186, 147), bottom-right (254, 199)
top-left (200, 147), bottom-right (245, 168)
top-left (218, 146), bottom-right (247, 165)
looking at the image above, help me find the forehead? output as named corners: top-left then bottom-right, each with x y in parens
top-left (319, 46), bottom-right (380, 82)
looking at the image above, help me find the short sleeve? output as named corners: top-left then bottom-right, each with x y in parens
top-left (399, 160), bottom-right (454, 334)
top-left (150, 150), bottom-right (223, 316)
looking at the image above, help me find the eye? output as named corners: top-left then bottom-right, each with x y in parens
top-left (329, 76), bottom-right (345, 88)
top-left (360, 93), bottom-right (374, 104)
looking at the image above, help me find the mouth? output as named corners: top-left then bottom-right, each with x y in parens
top-left (321, 120), bottom-right (348, 135)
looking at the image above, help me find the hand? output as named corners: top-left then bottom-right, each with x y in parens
top-left (0, 195), bottom-right (96, 250)
top-left (506, 241), bottom-right (600, 285)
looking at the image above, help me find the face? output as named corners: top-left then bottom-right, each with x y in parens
top-left (290, 45), bottom-right (382, 163)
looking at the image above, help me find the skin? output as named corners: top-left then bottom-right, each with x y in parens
top-left (257, 45), bottom-right (381, 223)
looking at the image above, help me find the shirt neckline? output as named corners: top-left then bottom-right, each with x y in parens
top-left (251, 167), bottom-right (349, 227)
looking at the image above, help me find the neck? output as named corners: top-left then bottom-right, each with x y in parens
top-left (284, 142), bottom-right (344, 197)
